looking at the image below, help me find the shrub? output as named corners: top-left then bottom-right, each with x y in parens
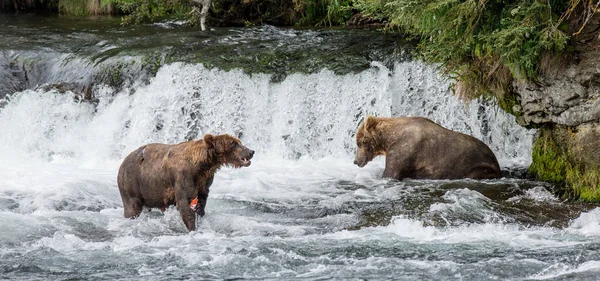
top-left (101, 0), bottom-right (192, 24)
top-left (352, 0), bottom-right (594, 99)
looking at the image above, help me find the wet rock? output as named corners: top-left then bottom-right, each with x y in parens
top-left (34, 82), bottom-right (97, 104)
top-left (572, 122), bottom-right (600, 172)
top-left (514, 52), bottom-right (600, 127)
top-left (0, 58), bottom-right (28, 100)
top-left (512, 12), bottom-right (600, 199)
top-left (513, 12), bottom-right (600, 127)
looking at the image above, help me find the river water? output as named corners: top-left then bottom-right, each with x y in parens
top-left (1, 15), bottom-right (599, 280)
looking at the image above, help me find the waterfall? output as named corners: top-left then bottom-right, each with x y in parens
top-left (6, 22), bottom-right (600, 281)
top-left (0, 60), bottom-right (534, 169)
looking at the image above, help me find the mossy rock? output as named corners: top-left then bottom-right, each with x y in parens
top-left (529, 124), bottom-right (600, 201)
top-left (497, 90), bottom-right (531, 126)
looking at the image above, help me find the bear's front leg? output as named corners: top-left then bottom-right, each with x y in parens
top-left (195, 175), bottom-right (213, 217)
top-left (177, 197), bottom-right (197, 231)
top-left (383, 152), bottom-right (412, 180)
top-left (382, 167), bottom-right (400, 179)
top-left (175, 178), bottom-right (198, 232)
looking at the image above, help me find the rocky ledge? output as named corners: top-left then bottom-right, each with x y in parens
top-left (512, 12), bottom-right (600, 200)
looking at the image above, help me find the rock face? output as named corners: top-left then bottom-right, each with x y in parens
top-left (514, 50), bottom-right (600, 127)
top-left (575, 122), bottom-right (600, 163)
top-left (513, 12), bottom-right (600, 200)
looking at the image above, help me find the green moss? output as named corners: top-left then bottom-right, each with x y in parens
top-left (497, 91), bottom-right (522, 118)
top-left (528, 128), bottom-right (568, 184)
top-left (529, 126), bottom-right (600, 202)
top-left (567, 165), bottom-right (600, 202)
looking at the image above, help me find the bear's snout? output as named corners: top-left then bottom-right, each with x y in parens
top-left (233, 145), bottom-right (254, 168)
top-left (354, 159), bottom-right (367, 168)
top-left (354, 149), bottom-right (370, 168)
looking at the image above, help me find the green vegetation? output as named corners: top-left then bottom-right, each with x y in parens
top-left (496, 91), bottom-right (523, 120)
top-left (569, 167), bottom-right (600, 202)
top-left (58, 0), bottom-right (114, 16)
top-left (296, 0), bottom-right (353, 26)
top-left (529, 126), bottom-right (600, 201)
top-left (529, 127), bottom-right (569, 184)
top-left (353, 0), bottom-right (580, 99)
top-left (135, 0), bottom-right (355, 27)
top-left (1, 0), bottom-right (355, 27)
top-left (99, 0), bottom-right (192, 24)
top-left (208, 0), bottom-right (299, 26)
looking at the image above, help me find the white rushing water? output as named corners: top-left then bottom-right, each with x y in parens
top-left (0, 61), bottom-right (532, 167)
top-left (1, 61), bottom-right (600, 280)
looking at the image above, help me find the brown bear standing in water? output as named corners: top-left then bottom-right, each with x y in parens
top-left (354, 116), bottom-right (501, 180)
top-left (117, 134), bottom-right (254, 231)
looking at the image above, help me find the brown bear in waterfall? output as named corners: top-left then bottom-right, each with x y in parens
top-left (354, 116), bottom-right (501, 180)
top-left (117, 134), bottom-right (254, 231)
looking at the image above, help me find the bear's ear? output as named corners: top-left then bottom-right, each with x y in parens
top-left (195, 134), bottom-right (214, 163)
top-left (203, 134), bottom-right (214, 147)
top-left (363, 115), bottom-right (378, 132)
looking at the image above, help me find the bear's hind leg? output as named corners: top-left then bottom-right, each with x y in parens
top-left (465, 165), bottom-right (501, 180)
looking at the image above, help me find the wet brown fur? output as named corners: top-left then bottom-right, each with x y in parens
top-left (117, 134), bottom-right (254, 231)
top-left (354, 116), bottom-right (501, 180)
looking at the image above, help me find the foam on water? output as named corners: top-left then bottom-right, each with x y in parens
top-left (566, 208), bottom-right (600, 237)
top-left (529, 261), bottom-right (600, 280)
top-left (507, 185), bottom-right (560, 204)
top-left (378, 217), bottom-right (581, 247)
top-left (428, 188), bottom-right (500, 223)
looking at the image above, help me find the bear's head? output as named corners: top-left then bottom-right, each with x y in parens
top-left (354, 115), bottom-right (384, 167)
top-left (204, 134), bottom-right (254, 168)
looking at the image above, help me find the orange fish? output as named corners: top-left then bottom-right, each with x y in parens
top-left (190, 198), bottom-right (198, 210)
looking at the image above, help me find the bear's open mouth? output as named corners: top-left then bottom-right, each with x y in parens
top-left (238, 157), bottom-right (251, 167)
